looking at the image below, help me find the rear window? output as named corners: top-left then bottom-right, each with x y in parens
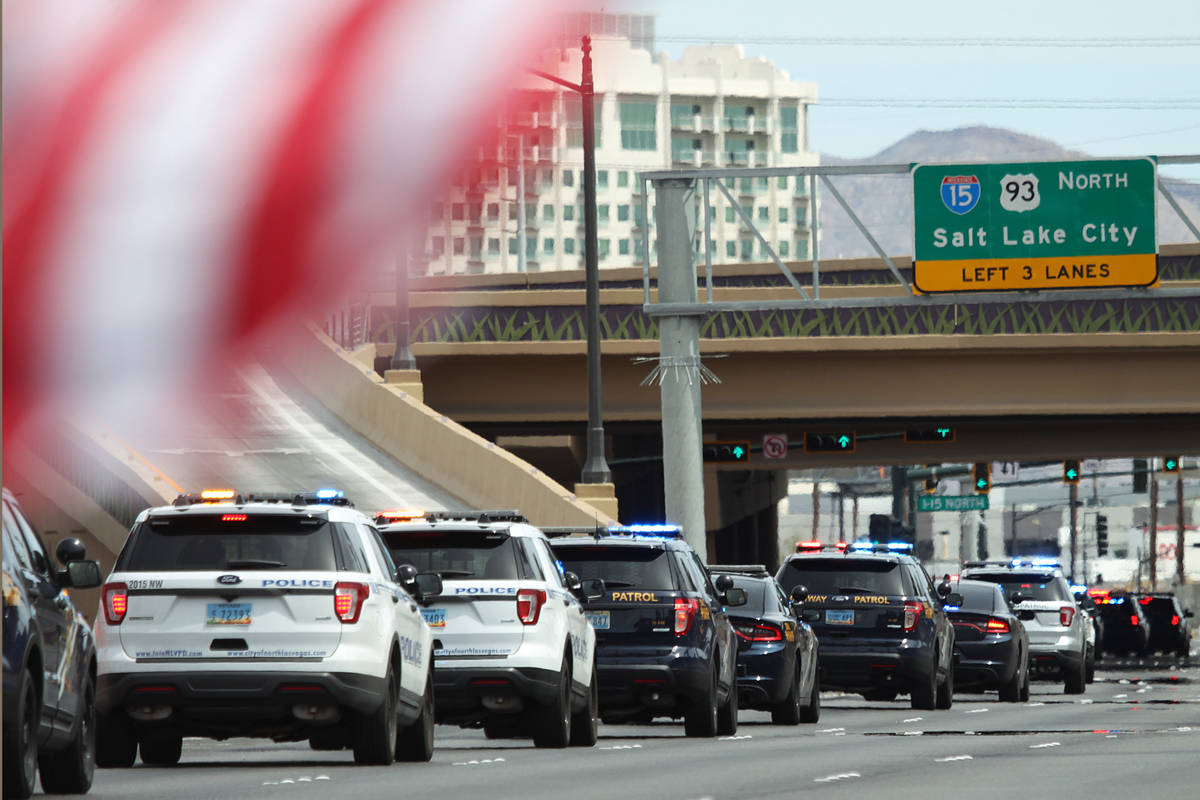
top-left (382, 529), bottom-right (521, 580)
top-left (966, 572), bottom-right (1069, 602)
top-left (777, 558), bottom-right (907, 596)
top-left (713, 574), bottom-right (768, 615)
top-left (119, 514), bottom-right (336, 572)
top-left (951, 581), bottom-right (999, 613)
top-left (553, 544), bottom-right (676, 591)
top-left (1138, 597), bottom-right (1177, 616)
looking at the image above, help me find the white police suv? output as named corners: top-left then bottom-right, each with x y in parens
top-left (94, 490), bottom-right (439, 767)
top-left (375, 509), bottom-right (599, 748)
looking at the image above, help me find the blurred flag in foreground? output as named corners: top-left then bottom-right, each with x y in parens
top-left (3, 0), bottom-right (585, 443)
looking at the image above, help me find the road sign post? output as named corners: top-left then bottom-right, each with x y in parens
top-left (912, 158), bottom-right (1157, 293)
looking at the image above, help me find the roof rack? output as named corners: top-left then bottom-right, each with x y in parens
top-left (422, 509), bottom-right (527, 524)
top-left (542, 525), bottom-right (608, 539)
top-left (709, 564), bottom-right (770, 577)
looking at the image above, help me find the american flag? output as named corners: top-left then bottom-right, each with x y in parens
top-left (3, 0), bottom-right (587, 444)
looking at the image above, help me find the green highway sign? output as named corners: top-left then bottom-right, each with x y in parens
top-left (918, 494), bottom-right (990, 512)
top-left (911, 158), bottom-right (1157, 293)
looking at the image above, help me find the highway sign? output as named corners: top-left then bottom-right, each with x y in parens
top-left (762, 433), bottom-right (788, 460)
top-left (912, 158), bottom-right (1157, 293)
top-left (918, 495), bottom-right (989, 512)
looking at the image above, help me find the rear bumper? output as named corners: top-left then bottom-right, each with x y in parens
top-left (433, 665), bottom-right (561, 722)
top-left (735, 645), bottom-right (793, 708)
top-left (816, 639), bottom-right (935, 692)
top-left (953, 639), bottom-right (1020, 689)
top-left (594, 649), bottom-right (712, 720)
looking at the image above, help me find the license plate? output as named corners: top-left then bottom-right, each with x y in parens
top-left (422, 608), bottom-right (446, 628)
top-left (825, 609), bottom-right (854, 625)
top-left (206, 603), bottom-right (251, 625)
top-left (586, 611), bottom-right (610, 630)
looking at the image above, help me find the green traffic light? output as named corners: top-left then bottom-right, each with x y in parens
top-left (732, 446), bottom-right (745, 460)
top-left (936, 427), bottom-right (950, 439)
top-left (977, 478), bottom-right (987, 489)
top-left (1067, 469), bottom-right (1078, 480)
top-left (837, 435), bottom-right (850, 449)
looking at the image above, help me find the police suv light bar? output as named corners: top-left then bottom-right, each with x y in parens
top-left (608, 523), bottom-right (683, 538)
top-left (422, 509), bottom-right (528, 524)
top-left (173, 489), bottom-right (355, 508)
top-left (374, 509), bottom-right (427, 525)
top-left (846, 541), bottom-right (914, 554)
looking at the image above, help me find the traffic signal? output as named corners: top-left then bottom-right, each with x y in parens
top-left (803, 432), bottom-right (855, 454)
top-left (924, 476), bottom-right (937, 494)
top-left (1063, 459), bottom-right (1081, 484)
top-left (1133, 458), bottom-right (1148, 493)
top-left (1163, 456), bottom-right (1181, 474)
top-left (702, 441), bottom-right (751, 464)
top-left (972, 462), bottom-right (990, 494)
top-left (1096, 514), bottom-right (1109, 557)
top-left (905, 427), bottom-right (956, 443)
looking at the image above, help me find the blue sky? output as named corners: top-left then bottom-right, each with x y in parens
top-left (620, 0), bottom-right (1200, 180)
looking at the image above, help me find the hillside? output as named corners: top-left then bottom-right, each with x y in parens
top-left (817, 126), bottom-right (1200, 260)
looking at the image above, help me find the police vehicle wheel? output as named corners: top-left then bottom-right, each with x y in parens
top-left (1019, 662), bottom-right (1031, 702)
top-left (684, 664), bottom-right (719, 737)
top-left (716, 671), bottom-right (738, 736)
top-left (533, 655), bottom-right (571, 748)
top-left (396, 673), bottom-right (435, 762)
top-left (353, 666), bottom-right (399, 765)
top-left (1085, 646), bottom-right (1096, 684)
top-left (999, 662), bottom-right (1023, 702)
top-left (1064, 653), bottom-right (1087, 695)
top-left (139, 734), bottom-right (182, 766)
top-left (3, 668), bottom-right (39, 799)
top-left (911, 664), bottom-right (937, 710)
top-left (799, 669), bottom-right (821, 724)
top-left (39, 672), bottom-right (96, 793)
top-left (95, 710), bottom-right (137, 768)
top-left (935, 664), bottom-right (954, 710)
top-left (770, 666), bottom-right (803, 725)
top-left (569, 663), bottom-right (599, 747)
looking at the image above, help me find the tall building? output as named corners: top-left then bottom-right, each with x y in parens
top-left (421, 15), bottom-right (818, 275)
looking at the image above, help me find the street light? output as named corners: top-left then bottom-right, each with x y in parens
top-left (529, 36), bottom-right (611, 484)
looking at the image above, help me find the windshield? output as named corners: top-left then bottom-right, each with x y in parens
top-left (553, 545), bottom-right (675, 591)
top-left (714, 574), bottom-right (768, 615)
top-left (777, 558), bottom-right (907, 596)
top-left (952, 581), bottom-right (1001, 613)
top-left (381, 529), bottom-right (519, 580)
top-left (119, 515), bottom-right (335, 571)
top-left (1138, 597), bottom-right (1177, 616)
top-left (967, 572), bottom-right (1069, 602)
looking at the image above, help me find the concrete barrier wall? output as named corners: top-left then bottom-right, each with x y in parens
top-left (277, 322), bottom-right (617, 527)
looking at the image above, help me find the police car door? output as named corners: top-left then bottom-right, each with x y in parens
top-left (531, 537), bottom-right (592, 680)
top-left (362, 524), bottom-right (428, 702)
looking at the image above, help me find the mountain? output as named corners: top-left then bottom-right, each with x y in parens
top-left (817, 126), bottom-right (1200, 260)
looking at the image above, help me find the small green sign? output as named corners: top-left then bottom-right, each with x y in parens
top-left (918, 494), bottom-right (990, 512)
top-left (912, 157), bottom-right (1157, 293)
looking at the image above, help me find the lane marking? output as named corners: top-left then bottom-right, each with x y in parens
top-left (818, 727), bottom-right (846, 733)
top-left (935, 755), bottom-right (974, 762)
top-left (1025, 702), bottom-right (1045, 707)
top-left (600, 744), bottom-right (643, 750)
top-left (903, 717), bottom-right (924, 723)
top-left (452, 757), bottom-right (506, 766)
top-left (1029, 742), bottom-right (1061, 749)
top-left (1080, 699), bottom-right (1094, 704)
top-left (720, 734), bottom-right (753, 741)
top-left (1114, 693), bottom-right (1128, 698)
top-left (814, 772), bottom-right (861, 783)
top-left (965, 708), bottom-right (989, 714)
top-left (902, 731), bottom-right (924, 736)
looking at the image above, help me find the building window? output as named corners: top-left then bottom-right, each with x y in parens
top-left (619, 238), bottom-right (630, 256)
top-left (598, 239), bottom-right (610, 259)
top-left (527, 237), bottom-right (537, 259)
top-left (725, 241), bottom-right (736, 258)
top-left (453, 237), bottom-right (465, 255)
top-left (757, 206), bottom-right (769, 222)
top-left (740, 239), bottom-right (753, 260)
top-left (543, 238), bottom-right (555, 255)
top-left (739, 177), bottom-right (752, 194)
top-left (508, 237), bottom-right (517, 255)
top-left (725, 207), bottom-right (735, 224)
top-left (779, 207), bottom-right (789, 223)
top-left (563, 205), bottom-right (575, 222)
top-left (488, 237), bottom-right (500, 254)
top-left (756, 176), bottom-right (768, 190)
top-left (452, 203), bottom-right (465, 221)
top-left (469, 202), bottom-right (482, 223)
top-left (619, 100), bottom-right (657, 150)
top-left (777, 176), bottom-right (789, 190)
top-left (780, 240), bottom-right (790, 257)
top-left (487, 202), bottom-right (500, 221)
top-left (543, 204), bottom-right (554, 222)
top-left (780, 105), bottom-right (799, 153)
top-left (541, 168), bottom-right (554, 185)
top-left (565, 94), bottom-right (602, 149)
top-left (796, 239), bottom-right (809, 259)
top-left (617, 204), bottom-right (630, 222)
top-left (618, 170), bottom-right (629, 188)
top-left (634, 206), bottom-right (643, 226)
top-left (597, 170), bottom-right (608, 188)
top-left (469, 236), bottom-right (482, 258)
top-left (598, 204), bottom-right (609, 222)
top-left (508, 204), bottom-right (518, 221)
top-left (431, 236), bottom-right (445, 257)
top-left (564, 238), bottom-right (575, 255)
top-left (563, 169), bottom-right (574, 188)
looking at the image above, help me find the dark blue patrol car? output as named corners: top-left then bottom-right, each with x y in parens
top-left (775, 542), bottom-right (957, 710)
top-left (3, 488), bottom-right (104, 798)
top-left (549, 525), bottom-right (740, 737)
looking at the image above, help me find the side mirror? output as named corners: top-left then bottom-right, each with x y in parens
top-left (723, 587), bottom-right (748, 607)
top-left (1009, 592), bottom-right (1025, 605)
top-left (713, 573), bottom-right (734, 592)
top-left (395, 563), bottom-right (419, 589)
top-left (937, 580), bottom-right (952, 597)
top-left (563, 570), bottom-right (583, 595)
top-left (790, 585), bottom-right (808, 605)
top-left (580, 578), bottom-right (605, 600)
top-left (945, 592), bottom-right (964, 608)
top-left (56, 537), bottom-right (87, 566)
top-left (414, 572), bottom-right (443, 604)
top-left (64, 560), bottom-right (102, 589)
top-left (1186, 609), bottom-right (1195, 618)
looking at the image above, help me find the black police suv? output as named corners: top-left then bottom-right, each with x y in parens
top-left (3, 488), bottom-right (104, 798)
top-left (710, 565), bottom-right (820, 724)
top-left (1074, 587), bottom-right (1105, 668)
top-left (1136, 593), bottom-right (1193, 656)
top-left (946, 579), bottom-right (1030, 702)
top-left (775, 544), bottom-right (957, 710)
top-left (550, 525), bottom-right (740, 737)
top-left (1097, 592), bottom-right (1151, 656)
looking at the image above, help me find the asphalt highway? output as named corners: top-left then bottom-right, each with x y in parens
top-left (76, 657), bottom-right (1199, 800)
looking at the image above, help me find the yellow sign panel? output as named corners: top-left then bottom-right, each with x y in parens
top-left (913, 253), bottom-right (1157, 293)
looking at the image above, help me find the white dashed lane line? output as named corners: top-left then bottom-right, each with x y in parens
top-left (818, 727), bottom-right (846, 733)
top-left (814, 772), bottom-right (862, 783)
top-left (935, 755), bottom-right (974, 762)
top-left (262, 776), bottom-right (331, 786)
top-left (452, 757), bottom-right (506, 767)
top-left (599, 744), bottom-right (643, 751)
top-left (720, 734), bottom-right (753, 741)
top-left (902, 717), bottom-right (923, 723)
top-left (965, 708), bottom-right (989, 714)
top-left (1029, 742), bottom-right (1061, 749)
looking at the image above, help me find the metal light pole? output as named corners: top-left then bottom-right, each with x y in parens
top-left (390, 249), bottom-right (416, 370)
top-left (1150, 462), bottom-right (1159, 590)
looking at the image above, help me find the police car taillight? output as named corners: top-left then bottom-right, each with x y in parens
top-left (675, 598), bottom-right (700, 635)
top-left (334, 582), bottom-right (369, 623)
top-left (517, 589), bottom-right (546, 625)
top-left (986, 618), bottom-right (1010, 633)
top-left (103, 582), bottom-right (128, 625)
top-left (1172, 614), bottom-right (1181, 626)
top-left (1130, 615), bottom-right (1140, 627)
top-left (902, 601), bottom-right (924, 632)
top-left (1059, 606), bottom-right (1075, 627)
top-left (734, 623), bottom-right (782, 642)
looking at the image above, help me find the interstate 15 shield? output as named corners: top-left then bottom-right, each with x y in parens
top-left (940, 175), bottom-right (980, 215)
